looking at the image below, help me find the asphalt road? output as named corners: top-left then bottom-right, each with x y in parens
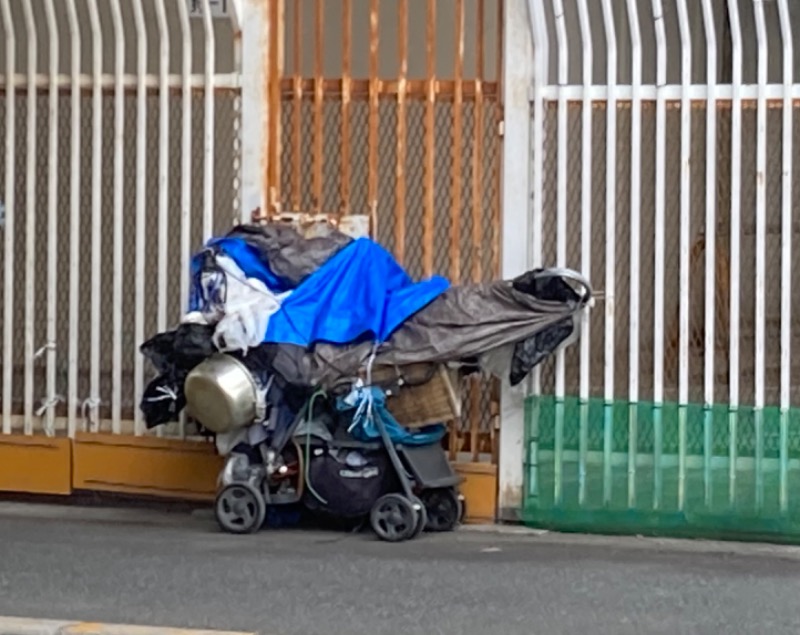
top-left (0, 503), bottom-right (799, 635)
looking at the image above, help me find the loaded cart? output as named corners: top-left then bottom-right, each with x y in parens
top-left (139, 221), bottom-right (592, 542)
top-left (186, 354), bottom-right (466, 540)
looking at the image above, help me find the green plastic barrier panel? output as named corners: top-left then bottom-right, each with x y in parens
top-left (523, 395), bottom-right (800, 543)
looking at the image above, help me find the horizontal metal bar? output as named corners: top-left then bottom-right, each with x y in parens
top-left (537, 83), bottom-right (800, 102)
top-left (277, 77), bottom-right (500, 99)
top-left (0, 72), bottom-right (240, 91)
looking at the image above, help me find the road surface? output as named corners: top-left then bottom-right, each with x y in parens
top-left (0, 502), bottom-right (798, 635)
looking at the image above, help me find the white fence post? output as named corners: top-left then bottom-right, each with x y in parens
top-left (236, 0), bottom-right (270, 223)
top-left (497, 0), bottom-right (533, 522)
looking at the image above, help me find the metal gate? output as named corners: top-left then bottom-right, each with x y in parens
top-left (262, 0), bottom-right (505, 465)
top-left (0, 0), bottom-right (242, 440)
top-left (524, 0), bottom-right (800, 538)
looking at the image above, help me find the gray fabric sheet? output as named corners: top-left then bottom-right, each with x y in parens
top-left (255, 281), bottom-right (586, 388)
top-left (226, 223), bottom-right (352, 286)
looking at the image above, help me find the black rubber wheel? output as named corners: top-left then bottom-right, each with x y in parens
top-left (370, 493), bottom-right (419, 542)
top-left (215, 482), bottom-right (267, 535)
top-left (409, 496), bottom-right (428, 539)
top-left (421, 487), bottom-right (462, 533)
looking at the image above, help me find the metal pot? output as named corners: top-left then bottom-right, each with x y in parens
top-left (184, 353), bottom-right (259, 434)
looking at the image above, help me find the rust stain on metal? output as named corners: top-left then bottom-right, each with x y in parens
top-left (423, 0), bottom-right (436, 277)
top-left (291, 0), bottom-right (302, 211)
top-left (264, 4), bottom-right (277, 219)
top-left (275, 78), bottom-right (500, 100)
top-left (394, 0), bottom-right (408, 266)
top-left (492, 0), bottom-right (503, 278)
top-left (468, 0), bottom-right (485, 458)
top-left (470, 376), bottom-right (481, 462)
top-left (367, 0), bottom-right (380, 220)
top-left (472, 0), bottom-right (486, 285)
top-left (267, 0), bottom-right (283, 214)
top-left (450, 0), bottom-right (464, 284)
top-left (313, 0), bottom-right (324, 214)
top-left (341, 0), bottom-right (352, 216)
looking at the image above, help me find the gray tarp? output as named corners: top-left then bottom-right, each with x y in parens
top-left (252, 280), bottom-right (586, 389)
top-left (226, 222), bottom-right (352, 287)
top-left (223, 223), bottom-right (590, 389)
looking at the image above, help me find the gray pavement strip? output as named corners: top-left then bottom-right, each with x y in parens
top-left (0, 617), bottom-right (253, 635)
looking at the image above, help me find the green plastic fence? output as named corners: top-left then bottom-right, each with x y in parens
top-left (523, 395), bottom-right (800, 542)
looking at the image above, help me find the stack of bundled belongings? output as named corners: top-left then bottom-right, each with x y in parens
top-left (139, 221), bottom-right (592, 539)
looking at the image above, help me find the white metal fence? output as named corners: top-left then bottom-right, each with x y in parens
top-left (529, 0), bottom-right (800, 414)
top-left (0, 0), bottom-right (243, 438)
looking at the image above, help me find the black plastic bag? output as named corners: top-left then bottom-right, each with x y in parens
top-left (141, 373), bottom-right (186, 428)
top-left (507, 269), bottom-right (581, 385)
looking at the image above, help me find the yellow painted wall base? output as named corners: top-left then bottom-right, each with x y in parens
top-left (0, 435), bottom-right (72, 495)
top-left (72, 433), bottom-right (224, 501)
top-left (0, 433), bottom-right (497, 522)
top-left (454, 462), bottom-right (498, 523)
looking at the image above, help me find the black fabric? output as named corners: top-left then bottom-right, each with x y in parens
top-left (139, 324), bottom-right (217, 428)
top-left (303, 447), bottom-right (391, 518)
top-left (508, 270), bottom-right (582, 386)
top-left (140, 323), bottom-right (217, 372)
top-left (509, 318), bottom-right (575, 386)
top-left (512, 268), bottom-right (582, 303)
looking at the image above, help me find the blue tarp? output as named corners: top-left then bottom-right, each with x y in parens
top-left (191, 236), bottom-right (449, 347)
top-left (335, 386), bottom-right (447, 447)
top-left (196, 237), bottom-right (292, 292)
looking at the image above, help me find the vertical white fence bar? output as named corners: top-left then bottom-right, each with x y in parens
top-left (552, 0), bottom-right (568, 505)
top-left (22, 0), bottom-right (37, 436)
top-left (1, 0), bottom-right (15, 436)
top-left (43, 0), bottom-right (59, 436)
top-left (155, 0), bottom-right (171, 437)
top-left (576, 0), bottom-right (592, 507)
top-left (202, 0), bottom-right (217, 242)
top-left (525, 0), bottom-right (547, 504)
top-left (133, 0), bottom-right (147, 436)
top-left (66, 0), bottom-right (81, 439)
top-left (753, 0), bottom-right (768, 512)
top-left (110, 0), bottom-right (125, 435)
top-left (177, 0), bottom-right (194, 440)
top-left (651, 0), bottom-right (667, 510)
top-left (87, 0), bottom-right (102, 433)
top-left (600, 0), bottom-right (617, 506)
top-left (700, 0), bottom-right (717, 509)
top-left (777, 0), bottom-right (793, 514)
top-left (527, 0), bottom-right (547, 430)
top-left (675, 0), bottom-right (692, 512)
top-left (727, 0), bottom-right (743, 508)
top-left (155, 0), bottom-right (170, 339)
top-left (625, 0), bottom-right (642, 509)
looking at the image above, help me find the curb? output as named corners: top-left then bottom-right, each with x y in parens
top-left (0, 618), bottom-right (253, 635)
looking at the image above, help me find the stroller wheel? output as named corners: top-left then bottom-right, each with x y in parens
top-left (409, 496), bottom-right (428, 539)
top-left (370, 494), bottom-right (419, 542)
top-left (421, 487), bottom-right (462, 532)
top-left (215, 482), bottom-right (267, 535)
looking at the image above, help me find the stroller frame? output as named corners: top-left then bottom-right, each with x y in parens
top-left (213, 389), bottom-right (464, 542)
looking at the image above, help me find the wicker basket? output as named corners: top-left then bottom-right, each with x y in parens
top-left (363, 363), bottom-right (462, 429)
